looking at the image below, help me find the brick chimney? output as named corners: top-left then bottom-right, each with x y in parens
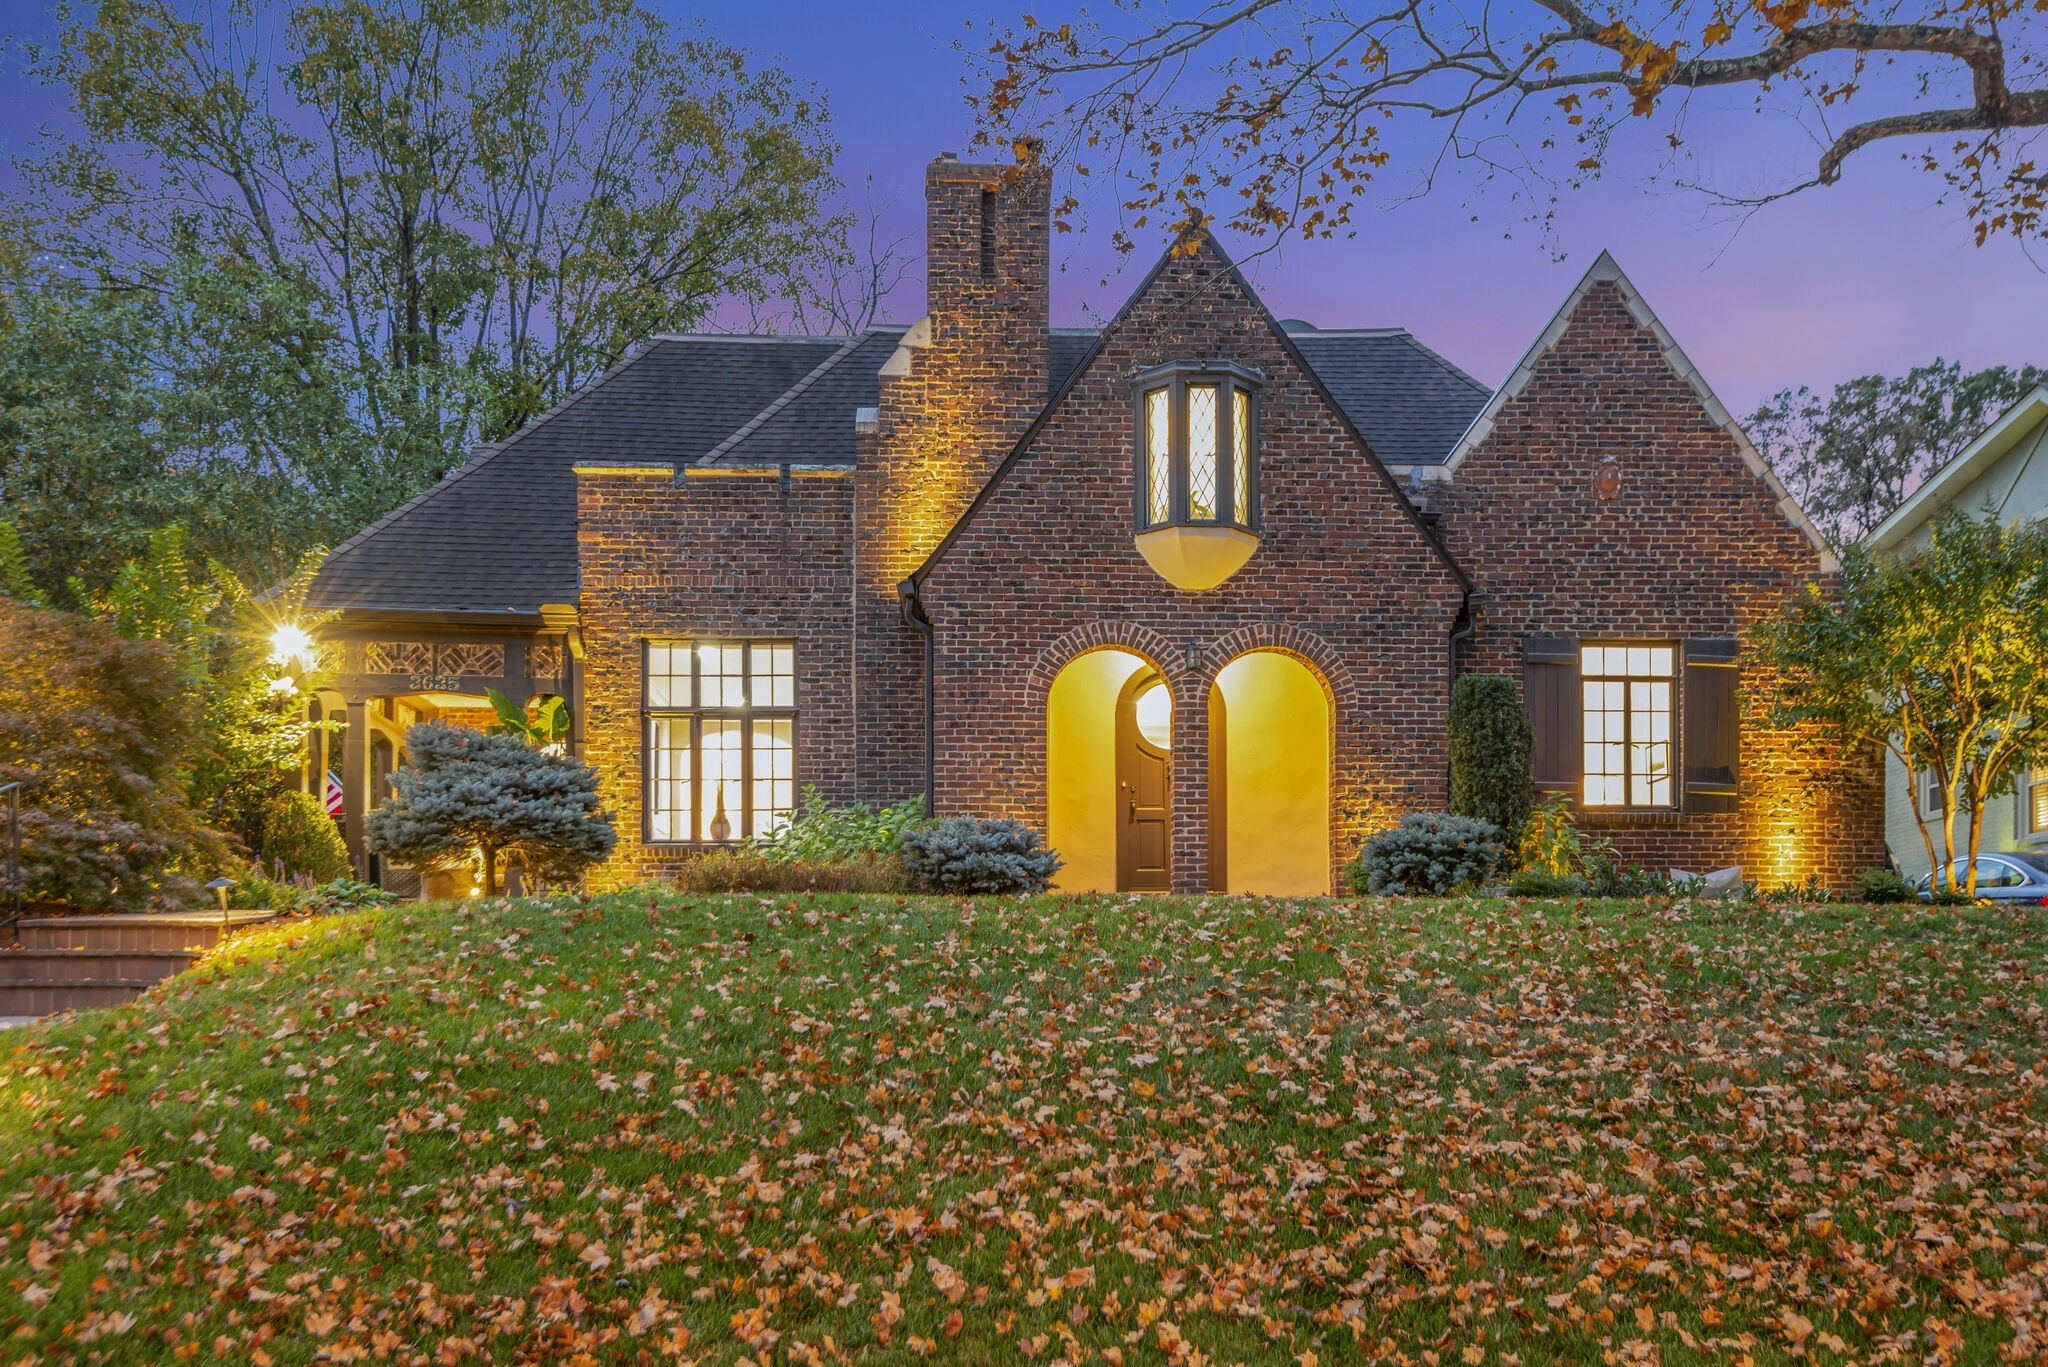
top-left (854, 144), bottom-right (1052, 799)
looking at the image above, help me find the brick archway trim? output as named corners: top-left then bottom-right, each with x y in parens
top-left (1201, 623), bottom-right (1357, 715)
top-left (1028, 621), bottom-right (1181, 695)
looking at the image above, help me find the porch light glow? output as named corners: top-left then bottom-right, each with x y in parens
top-left (269, 623), bottom-right (317, 672)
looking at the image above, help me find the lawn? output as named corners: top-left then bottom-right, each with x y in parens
top-left (2, 892), bottom-right (2044, 1365)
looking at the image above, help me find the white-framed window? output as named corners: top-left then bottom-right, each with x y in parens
top-left (643, 639), bottom-right (796, 843)
top-left (1581, 643), bottom-right (1675, 808)
top-left (1133, 361), bottom-right (1260, 531)
top-left (2027, 767), bottom-right (2048, 836)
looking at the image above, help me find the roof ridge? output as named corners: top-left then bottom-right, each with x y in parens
top-left (1394, 332), bottom-right (1492, 396)
top-left (313, 340), bottom-right (672, 573)
top-left (697, 334), bottom-right (867, 466)
top-left (651, 327), bottom-right (907, 343)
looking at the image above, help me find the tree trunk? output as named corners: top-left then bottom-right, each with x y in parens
top-left (480, 844), bottom-right (498, 897)
top-left (1965, 787), bottom-right (1987, 900)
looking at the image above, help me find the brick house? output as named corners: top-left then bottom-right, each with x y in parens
top-left (301, 148), bottom-right (1883, 894)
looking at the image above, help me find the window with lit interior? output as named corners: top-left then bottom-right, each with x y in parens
top-left (1134, 362), bottom-right (1260, 532)
top-left (1581, 644), bottom-right (1674, 807)
top-left (644, 640), bottom-right (795, 842)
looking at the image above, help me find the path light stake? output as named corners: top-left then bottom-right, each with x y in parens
top-left (205, 877), bottom-right (236, 941)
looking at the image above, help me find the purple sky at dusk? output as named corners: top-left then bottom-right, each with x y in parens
top-left (1, 0), bottom-right (2040, 415)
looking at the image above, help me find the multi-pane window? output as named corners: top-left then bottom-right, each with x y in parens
top-left (644, 640), bottom-right (795, 843)
top-left (1133, 362), bottom-right (1260, 531)
top-left (1581, 644), bottom-right (1674, 807)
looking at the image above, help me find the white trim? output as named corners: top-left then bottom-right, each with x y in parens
top-left (1865, 385), bottom-right (2048, 552)
top-left (1439, 250), bottom-right (1835, 570)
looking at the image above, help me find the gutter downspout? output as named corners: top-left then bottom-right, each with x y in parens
top-left (1447, 590), bottom-right (1477, 795)
top-left (1447, 590), bottom-right (1477, 697)
top-left (898, 579), bottom-right (936, 815)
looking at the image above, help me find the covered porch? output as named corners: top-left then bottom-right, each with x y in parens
top-left (300, 607), bottom-right (582, 887)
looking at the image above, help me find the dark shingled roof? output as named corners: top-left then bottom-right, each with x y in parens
top-left (1288, 329), bottom-right (1492, 469)
top-left (306, 336), bottom-right (844, 614)
top-left (307, 323), bottom-right (1490, 615)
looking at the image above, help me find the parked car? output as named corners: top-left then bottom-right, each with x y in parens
top-left (1917, 853), bottom-right (2048, 902)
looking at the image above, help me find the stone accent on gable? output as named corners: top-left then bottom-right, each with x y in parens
top-left (573, 466), bottom-right (857, 886)
top-left (916, 238), bottom-right (1471, 892)
top-left (1428, 274), bottom-right (1885, 885)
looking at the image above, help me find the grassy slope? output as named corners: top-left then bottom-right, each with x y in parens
top-left (1, 892), bottom-right (2044, 1365)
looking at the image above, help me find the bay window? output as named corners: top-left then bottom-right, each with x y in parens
top-left (1134, 361), bottom-right (1260, 531)
top-left (1130, 361), bottom-right (1263, 592)
top-left (644, 639), bottom-right (795, 843)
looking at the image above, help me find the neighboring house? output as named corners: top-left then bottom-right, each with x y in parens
top-left (1864, 385), bottom-right (2048, 880)
top-left (299, 148), bottom-right (1883, 895)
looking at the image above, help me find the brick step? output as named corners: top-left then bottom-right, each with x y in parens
top-left (0, 949), bottom-right (198, 983)
top-left (14, 911), bottom-right (275, 954)
top-left (0, 980), bottom-right (159, 1015)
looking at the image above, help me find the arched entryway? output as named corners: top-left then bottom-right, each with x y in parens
top-left (1209, 651), bottom-right (1331, 894)
top-left (1046, 649), bottom-right (1175, 892)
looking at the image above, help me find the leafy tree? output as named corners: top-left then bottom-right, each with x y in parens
top-left (1748, 361), bottom-right (2046, 548)
top-left (1753, 509), bottom-right (2048, 897)
top-left (971, 1), bottom-right (2048, 251)
top-left (0, 598), bottom-right (224, 909)
top-left (1448, 675), bottom-right (1535, 845)
top-left (367, 721), bottom-right (615, 895)
top-left (74, 525), bottom-right (332, 851)
top-left (0, 522), bottom-right (43, 607)
top-left (5, 0), bottom-right (842, 598)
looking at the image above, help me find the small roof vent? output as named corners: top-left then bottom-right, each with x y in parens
top-left (1278, 318), bottom-right (1317, 333)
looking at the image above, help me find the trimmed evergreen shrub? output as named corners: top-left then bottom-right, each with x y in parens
top-left (900, 816), bottom-right (1062, 895)
top-left (258, 790), bottom-right (351, 882)
top-left (674, 851), bottom-right (915, 894)
top-left (1448, 675), bottom-right (1533, 846)
top-left (1346, 813), bottom-right (1507, 895)
top-left (367, 721), bottom-right (615, 895)
top-left (1855, 867), bottom-right (1918, 904)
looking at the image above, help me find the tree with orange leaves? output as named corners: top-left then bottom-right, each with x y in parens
top-left (969, 0), bottom-right (2047, 252)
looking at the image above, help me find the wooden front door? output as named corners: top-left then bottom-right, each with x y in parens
top-left (1116, 673), bottom-right (1172, 891)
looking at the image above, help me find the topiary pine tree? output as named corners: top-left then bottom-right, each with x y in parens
top-left (1448, 675), bottom-right (1535, 848)
top-left (366, 721), bottom-right (615, 896)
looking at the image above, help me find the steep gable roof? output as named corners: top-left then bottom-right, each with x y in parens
top-left (1866, 384), bottom-right (2048, 551)
top-left (1439, 250), bottom-right (1835, 569)
top-left (909, 232), bottom-right (1471, 593)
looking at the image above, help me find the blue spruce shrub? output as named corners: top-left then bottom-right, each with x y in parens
top-left (1346, 813), bottom-right (1506, 895)
top-left (900, 816), bottom-right (1062, 895)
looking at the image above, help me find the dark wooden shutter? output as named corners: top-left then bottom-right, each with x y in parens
top-left (1523, 634), bottom-right (1581, 795)
top-left (1683, 637), bottom-right (1739, 813)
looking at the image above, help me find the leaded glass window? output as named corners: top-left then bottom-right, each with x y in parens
top-left (644, 639), bottom-right (797, 842)
top-left (1133, 363), bottom-right (1260, 532)
top-left (1145, 387), bottom-right (1172, 525)
top-left (1232, 390), bottom-right (1251, 524)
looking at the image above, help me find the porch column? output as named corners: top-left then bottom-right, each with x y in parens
top-left (342, 696), bottom-right (371, 874)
